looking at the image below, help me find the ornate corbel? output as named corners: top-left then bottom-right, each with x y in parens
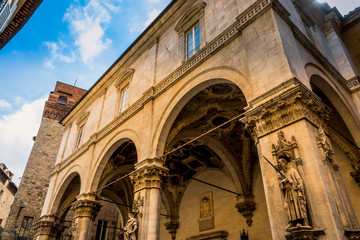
top-left (235, 195), bottom-right (256, 227)
top-left (165, 219), bottom-right (180, 240)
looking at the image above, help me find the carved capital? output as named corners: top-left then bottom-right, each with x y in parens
top-left (71, 194), bottom-right (101, 221)
top-left (242, 82), bottom-right (330, 139)
top-left (130, 158), bottom-right (168, 192)
top-left (34, 215), bottom-right (63, 239)
top-left (235, 195), bottom-right (256, 227)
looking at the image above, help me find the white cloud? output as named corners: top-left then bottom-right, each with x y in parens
top-left (144, 9), bottom-right (161, 28)
top-left (0, 97), bottom-right (46, 186)
top-left (0, 99), bottom-right (11, 109)
top-left (64, 0), bottom-right (119, 64)
top-left (43, 40), bottom-right (76, 68)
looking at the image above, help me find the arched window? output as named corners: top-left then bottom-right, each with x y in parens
top-left (57, 96), bottom-right (67, 105)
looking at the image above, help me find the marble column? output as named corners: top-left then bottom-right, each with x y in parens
top-left (70, 193), bottom-right (101, 240)
top-left (242, 80), bottom-right (360, 239)
top-left (130, 158), bottom-right (168, 240)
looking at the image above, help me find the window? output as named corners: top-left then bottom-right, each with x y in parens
top-left (57, 96), bottom-right (67, 105)
top-left (18, 216), bottom-right (33, 240)
top-left (186, 23), bottom-right (200, 59)
top-left (119, 84), bottom-right (129, 113)
top-left (95, 220), bottom-right (108, 240)
top-left (76, 125), bottom-right (84, 149)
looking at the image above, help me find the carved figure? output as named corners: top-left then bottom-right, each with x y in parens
top-left (278, 156), bottom-right (308, 230)
top-left (123, 212), bottom-right (137, 240)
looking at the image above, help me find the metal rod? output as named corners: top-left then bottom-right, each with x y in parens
top-left (99, 197), bottom-right (169, 217)
top-left (161, 113), bottom-right (245, 158)
top-left (190, 177), bottom-right (242, 196)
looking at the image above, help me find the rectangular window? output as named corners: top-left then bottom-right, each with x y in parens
top-left (18, 216), bottom-right (33, 240)
top-left (95, 220), bottom-right (108, 240)
top-left (186, 23), bottom-right (200, 59)
top-left (76, 125), bottom-right (84, 149)
top-left (119, 84), bottom-right (129, 113)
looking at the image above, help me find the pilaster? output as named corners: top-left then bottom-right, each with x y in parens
top-left (242, 80), bottom-right (359, 239)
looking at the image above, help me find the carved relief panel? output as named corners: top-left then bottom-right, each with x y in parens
top-left (198, 192), bottom-right (214, 232)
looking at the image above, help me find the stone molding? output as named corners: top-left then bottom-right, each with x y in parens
top-left (242, 82), bottom-right (330, 139)
top-left (130, 158), bottom-right (169, 192)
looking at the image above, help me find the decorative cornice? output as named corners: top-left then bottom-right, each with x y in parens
top-left (242, 81), bottom-right (331, 138)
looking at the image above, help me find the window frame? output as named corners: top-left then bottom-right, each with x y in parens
top-left (115, 69), bottom-right (134, 115)
top-left (186, 23), bottom-right (201, 59)
top-left (76, 124), bottom-right (85, 149)
top-left (119, 84), bottom-right (130, 113)
top-left (174, 2), bottom-right (206, 62)
top-left (18, 216), bottom-right (34, 239)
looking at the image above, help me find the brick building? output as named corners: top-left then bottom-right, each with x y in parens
top-left (0, 82), bottom-right (86, 240)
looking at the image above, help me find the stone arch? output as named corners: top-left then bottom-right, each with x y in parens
top-left (50, 169), bottom-right (82, 215)
top-left (89, 129), bottom-right (140, 192)
top-left (305, 63), bottom-right (360, 144)
top-left (153, 66), bottom-right (251, 157)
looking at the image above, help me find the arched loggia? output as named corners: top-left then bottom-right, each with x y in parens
top-left (158, 82), bottom-right (271, 239)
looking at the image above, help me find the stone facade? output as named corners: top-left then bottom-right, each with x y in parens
top-left (1, 82), bottom-right (86, 240)
top-left (0, 164), bottom-right (17, 233)
top-left (34, 0), bottom-right (360, 240)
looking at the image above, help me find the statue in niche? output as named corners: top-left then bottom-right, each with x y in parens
top-left (122, 212), bottom-right (138, 240)
top-left (278, 156), bottom-right (309, 231)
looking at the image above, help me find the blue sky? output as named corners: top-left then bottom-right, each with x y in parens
top-left (0, 0), bottom-right (358, 185)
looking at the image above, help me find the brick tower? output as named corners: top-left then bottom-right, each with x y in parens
top-left (1, 82), bottom-right (86, 240)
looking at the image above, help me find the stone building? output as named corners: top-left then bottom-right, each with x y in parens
top-left (0, 82), bottom-right (86, 240)
top-left (0, 0), bottom-right (44, 50)
top-left (0, 164), bottom-right (17, 234)
top-left (35, 0), bottom-right (360, 239)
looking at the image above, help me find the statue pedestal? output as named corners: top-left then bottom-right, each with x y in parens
top-left (285, 226), bottom-right (325, 240)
